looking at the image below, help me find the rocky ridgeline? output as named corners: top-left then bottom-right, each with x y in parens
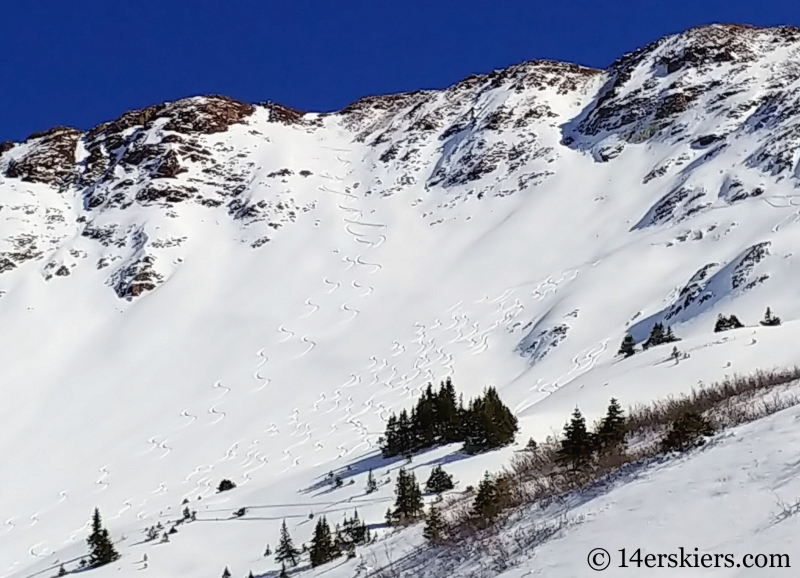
top-left (1, 24), bottom-right (800, 299)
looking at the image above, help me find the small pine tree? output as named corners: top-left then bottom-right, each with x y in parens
top-left (217, 479), bottom-right (236, 493)
top-left (365, 469), bottom-right (378, 494)
top-left (221, 567), bottom-right (231, 578)
top-left (595, 398), bottom-right (627, 455)
top-left (275, 520), bottom-right (300, 567)
top-left (642, 322), bottom-right (664, 349)
top-left (618, 334), bottom-right (636, 358)
top-left (247, 572), bottom-right (254, 578)
top-left (424, 465), bottom-right (455, 494)
top-left (391, 468), bottom-right (423, 523)
top-left (309, 516), bottom-right (339, 568)
top-left (558, 408), bottom-right (594, 471)
top-left (385, 507), bottom-right (394, 526)
top-left (423, 503), bottom-right (446, 544)
top-left (472, 478), bottom-right (502, 523)
top-left (57, 564), bottom-right (66, 577)
top-left (86, 508), bottom-right (120, 567)
top-left (662, 411), bottom-right (714, 452)
top-left (761, 307), bottom-right (782, 326)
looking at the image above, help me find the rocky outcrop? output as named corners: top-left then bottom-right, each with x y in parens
top-left (4, 126), bottom-right (82, 187)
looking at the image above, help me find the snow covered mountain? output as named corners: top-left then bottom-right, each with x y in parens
top-left (4, 22), bottom-right (800, 578)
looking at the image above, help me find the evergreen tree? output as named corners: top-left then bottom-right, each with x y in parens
top-left (391, 468), bottom-right (423, 523)
top-left (595, 399), bottom-right (627, 455)
top-left (558, 408), bottom-right (594, 471)
top-left (761, 307), bottom-right (782, 326)
top-left (217, 479), bottom-right (236, 492)
top-left (472, 478), bottom-right (502, 522)
top-left (247, 572), bottom-right (254, 578)
top-left (462, 387), bottom-right (518, 454)
top-left (436, 378), bottom-right (462, 443)
top-left (221, 567), bottom-right (231, 578)
top-left (642, 322), bottom-right (664, 349)
top-left (396, 409), bottom-right (414, 457)
top-left (424, 465), bottom-right (455, 494)
top-left (423, 503), bottom-right (446, 544)
top-left (365, 469), bottom-right (377, 494)
top-left (275, 520), bottom-right (300, 567)
top-left (57, 564), bottom-right (66, 577)
top-left (411, 384), bottom-right (437, 449)
top-left (309, 516), bottom-right (339, 568)
top-left (618, 334), bottom-right (636, 358)
top-left (662, 411), bottom-right (714, 452)
top-left (380, 414), bottom-right (400, 457)
top-left (86, 508), bottom-right (120, 567)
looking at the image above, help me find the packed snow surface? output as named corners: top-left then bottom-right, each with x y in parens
top-left (4, 22), bottom-right (800, 578)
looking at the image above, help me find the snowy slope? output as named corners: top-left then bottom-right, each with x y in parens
top-left (4, 23), bottom-right (800, 578)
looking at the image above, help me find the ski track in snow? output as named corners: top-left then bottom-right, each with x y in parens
top-left (213, 380), bottom-right (231, 398)
top-left (296, 336), bottom-right (316, 358)
top-left (323, 278), bottom-right (340, 293)
top-left (208, 404), bottom-right (226, 424)
top-left (180, 409), bottom-right (198, 426)
top-left (301, 299), bottom-right (320, 318)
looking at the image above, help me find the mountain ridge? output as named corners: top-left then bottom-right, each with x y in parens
top-left (5, 21), bottom-right (800, 578)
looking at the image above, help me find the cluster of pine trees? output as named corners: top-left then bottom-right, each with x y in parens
top-left (380, 379), bottom-right (518, 457)
top-left (617, 323), bottom-right (680, 357)
top-left (716, 308), bottom-right (781, 332)
top-left (272, 511), bottom-right (370, 572)
top-left (618, 322), bottom-right (680, 358)
top-left (557, 399), bottom-right (628, 472)
top-left (621, 308), bottom-right (782, 357)
top-left (714, 313), bottom-right (744, 332)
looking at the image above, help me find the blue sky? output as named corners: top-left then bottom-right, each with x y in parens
top-left (1, 0), bottom-right (798, 142)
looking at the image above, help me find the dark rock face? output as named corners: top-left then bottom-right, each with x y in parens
top-left (135, 185), bottom-right (197, 205)
top-left (162, 96), bottom-right (255, 134)
top-left (4, 126), bottom-right (82, 186)
top-left (112, 255), bottom-right (163, 299)
top-left (153, 150), bottom-right (187, 179)
top-left (260, 102), bottom-right (307, 125)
